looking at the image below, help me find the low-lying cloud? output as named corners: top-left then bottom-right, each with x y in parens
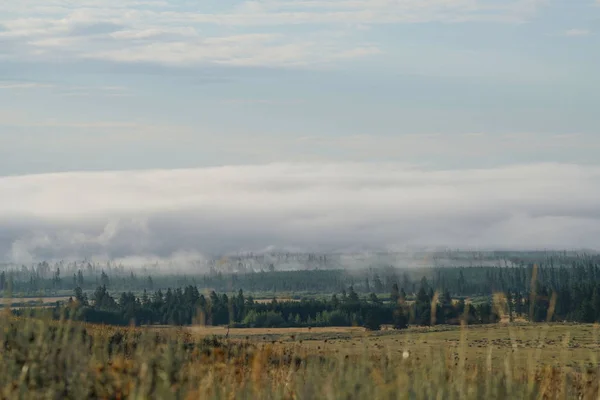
top-left (1, 162), bottom-right (600, 263)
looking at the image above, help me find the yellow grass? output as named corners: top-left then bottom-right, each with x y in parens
top-left (184, 322), bottom-right (600, 371)
top-left (4, 313), bottom-right (600, 398)
top-left (187, 325), bottom-right (365, 336)
top-left (1, 296), bottom-right (71, 309)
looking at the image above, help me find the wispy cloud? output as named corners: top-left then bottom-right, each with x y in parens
top-left (564, 28), bottom-right (591, 37)
top-left (0, 116), bottom-right (180, 131)
top-left (186, 0), bottom-right (544, 26)
top-left (57, 85), bottom-right (133, 97)
top-left (0, 81), bottom-right (55, 89)
top-left (1, 162), bottom-right (599, 262)
top-left (0, 80), bottom-right (133, 97)
top-left (0, 0), bottom-right (545, 67)
top-left (221, 98), bottom-right (305, 105)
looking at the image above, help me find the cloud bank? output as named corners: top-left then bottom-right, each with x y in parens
top-left (1, 162), bottom-right (599, 263)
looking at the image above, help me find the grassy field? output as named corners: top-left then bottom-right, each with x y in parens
top-left (0, 296), bottom-right (71, 309)
top-left (3, 313), bottom-right (600, 398)
top-left (253, 297), bottom-right (301, 304)
top-left (186, 322), bottom-right (600, 369)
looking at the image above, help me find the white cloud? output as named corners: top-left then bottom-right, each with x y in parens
top-left (564, 29), bottom-right (591, 37)
top-left (331, 46), bottom-right (382, 59)
top-left (221, 98), bottom-right (305, 105)
top-left (0, 162), bottom-right (599, 263)
top-left (199, 0), bottom-right (542, 25)
top-left (57, 85), bottom-right (134, 97)
top-left (0, 81), bottom-right (133, 97)
top-left (0, 81), bottom-right (55, 89)
top-left (1, 119), bottom-right (144, 129)
top-left (0, 0), bottom-right (544, 67)
top-left (83, 34), bottom-right (346, 67)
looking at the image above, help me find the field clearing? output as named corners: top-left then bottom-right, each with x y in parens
top-left (2, 296), bottom-right (71, 303)
top-left (253, 297), bottom-right (300, 303)
top-left (186, 322), bottom-right (600, 369)
top-left (186, 325), bottom-right (365, 336)
top-left (0, 296), bottom-right (71, 308)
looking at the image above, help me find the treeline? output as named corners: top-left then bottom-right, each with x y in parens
top-left (11, 258), bottom-right (600, 326)
top-left (25, 263), bottom-right (600, 327)
top-left (33, 282), bottom-right (506, 330)
top-left (0, 267), bottom-right (351, 294)
top-left (5, 254), bottom-right (600, 297)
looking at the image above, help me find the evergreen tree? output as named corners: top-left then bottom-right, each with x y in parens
top-left (368, 293), bottom-right (382, 304)
top-left (390, 283), bottom-right (400, 305)
top-left (347, 286), bottom-right (359, 303)
top-left (415, 286), bottom-right (432, 326)
top-left (331, 294), bottom-right (340, 308)
top-left (373, 274), bottom-right (384, 293)
top-left (74, 287), bottom-right (88, 306)
top-left (393, 305), bottom-right (408, 330)
top-left (364, 308), bottom-right (381, 331)
top-left (100, 271), bottom-right (109, 288)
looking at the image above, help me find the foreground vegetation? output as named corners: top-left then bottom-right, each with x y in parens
top-left (4, 252), bottom-right (600, 397)
top-left (2, 312), bottom-right (600, 399)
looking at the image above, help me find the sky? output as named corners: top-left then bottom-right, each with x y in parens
top-left (0, 0), bottom-right (599, 262)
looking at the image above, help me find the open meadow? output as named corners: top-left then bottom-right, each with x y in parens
top-left (3, 313), bottom-right (600, 399)
top-left (186, 322), bottom-right (600, 370)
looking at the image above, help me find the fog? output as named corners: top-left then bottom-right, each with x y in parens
top-left (1, 162), bottom-right (599, 264)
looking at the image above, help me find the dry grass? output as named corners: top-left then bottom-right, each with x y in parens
top-left (2, 313), bottom-right (600, 399)
top-left (186, 323), bottom-right (600, 370)
top-left (186, 325), bottom-right (365, 337)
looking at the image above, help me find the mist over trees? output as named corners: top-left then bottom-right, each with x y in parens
top-left (7, 251), bottom-right (600, 328)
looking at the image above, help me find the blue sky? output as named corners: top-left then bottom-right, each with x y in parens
top-left (1, 0), bottom-right (599, 175)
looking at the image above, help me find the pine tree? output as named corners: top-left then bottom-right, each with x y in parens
top-left (100, 271), bottom-right (109, 288)
top-left (368, 293), bottom-right (382, 304)
top-left (364, 308), bottom-right (381, 331)
top-left (348, 286), bottom-right (359, 303)
top-left (141, 289), bottom-right (150, 308)
top-left (373, 274), bottom-right (384, 293)
top-left (390, 283), bottom-right (400, 305)
top-left (393, 305), bottom-right (408, 330)
top-left (400, 288), bottom-right (407, 304)
top-left (415, 286), bottom-right (432, 326)
top-left (331, 294), bottom-right (340, 308)
top-left (74, 287), bottom-right (88, 306)
top-left (592, 286), bottom-right (600, 322)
